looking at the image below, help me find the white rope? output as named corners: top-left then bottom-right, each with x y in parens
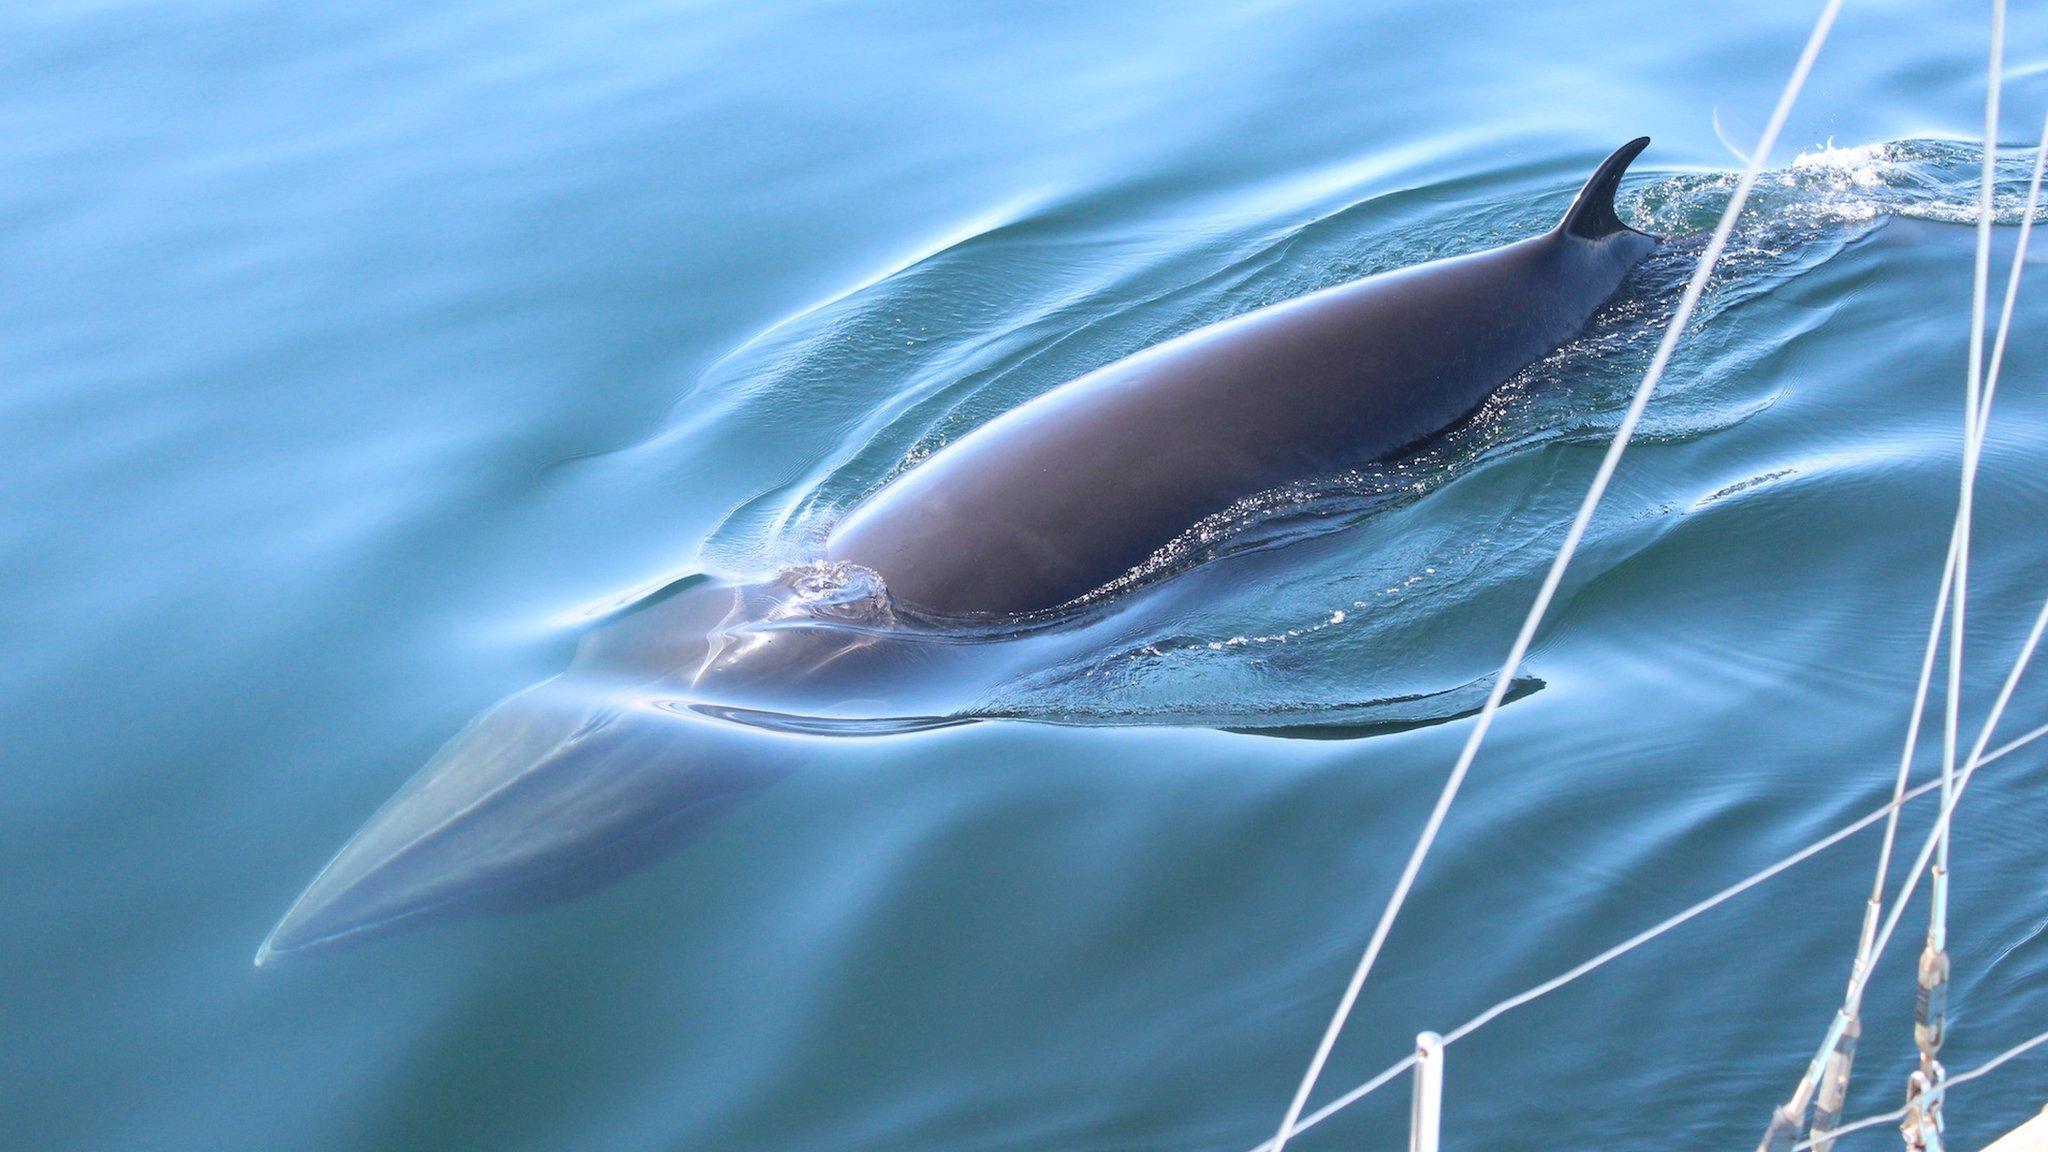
top-left (1868, 523), bottom-right (1960, 941)
top-left (1935, 0), bottom-right (2005, 950)
top-left (1775, 26), bottom-right (2027, 1149)
top-left (1813, 92), bottom-right (2048, 1138)
top-left (1842, 88), bottom-right (2044, 1013)
top-left (1967, 599), bottom-right (2048, 789)
top-left (1982, 111), bottom-right (2048, 443)
top-left (1237, 717), bottom-right (2048, 1152)
top-left (1258, 8), bottom-right (1848, 1151)
top-left (1789, 1025), bottom-right (2048, 1151)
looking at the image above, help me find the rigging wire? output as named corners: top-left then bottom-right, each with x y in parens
top-left (1859, 159), bottom-right (2037, 1014)
top-left (1810, 87), bottom-right (2048, 1152)
top-left (1775, 14), bottom-right (2021, 1146)
top-left (1237, 717), bottom-right (2048, 1152)
top-left (1908, 47), bottom-right (2008, 1141)
top-left (1940, 0), bottom-right (2006, 926)
top-left (1258, 5), bottom-right (1847, 1151)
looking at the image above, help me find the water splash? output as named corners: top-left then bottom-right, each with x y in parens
top-left (772, 560), bottom-right (895, 627)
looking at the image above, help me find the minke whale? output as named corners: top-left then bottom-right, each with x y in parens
top-left (257, 138), bottom-right (1660, 963)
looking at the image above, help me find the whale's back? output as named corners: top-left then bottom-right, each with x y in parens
top-left (828, 140), bottom-right (1659, 620)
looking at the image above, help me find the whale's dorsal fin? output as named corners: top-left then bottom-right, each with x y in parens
top-left (1556, 136), bottom-right (1652, 241)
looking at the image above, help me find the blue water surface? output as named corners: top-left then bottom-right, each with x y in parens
top-left (9, 1), bottom-right (2048, 1149)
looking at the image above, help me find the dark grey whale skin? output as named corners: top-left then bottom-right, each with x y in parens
top-left (829, 137), bottom-right (1659, 618)
top-left (256, 140), bottom-right (1659, 962)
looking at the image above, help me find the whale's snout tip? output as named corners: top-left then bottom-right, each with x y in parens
top-left (251, 846), bottom-right (448, 965)
top-left (252, 920), bottom-right (296, 967)
top-left (251, 930), bottom-right (301, 969)
top-left (252, 873), bottom-right (404, 966)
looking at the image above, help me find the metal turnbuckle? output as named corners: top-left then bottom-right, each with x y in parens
top-left (1915, 943), bottom-right (1950, 1065)
top-left (1811, 1010), bottom-right (1861, 1152)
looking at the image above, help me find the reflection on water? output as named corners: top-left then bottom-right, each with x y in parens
top-left (11, 2), bottom-right (2048, 1149)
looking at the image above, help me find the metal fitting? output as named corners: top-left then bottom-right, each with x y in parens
top-left (1810, 1011), bottom-right (1861, 1152)
top-left (1901, 1064), bottom-right (1948, 1152)
top-left (1916, 944), bottom-right (1950, 1062)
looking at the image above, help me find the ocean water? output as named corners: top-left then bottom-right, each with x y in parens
top-left (9, 1), bottom-right (2048, 1149)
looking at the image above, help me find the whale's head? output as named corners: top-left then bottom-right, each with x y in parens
top-left (255, 568), bottom-right (903, 963)
top-left (256, 678), bottom-right (793, 964)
